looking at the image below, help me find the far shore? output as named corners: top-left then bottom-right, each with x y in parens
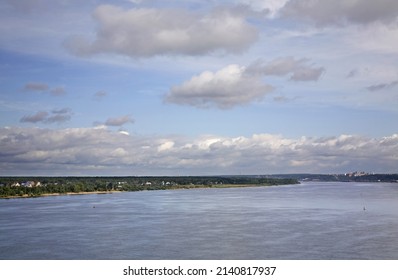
top-left (0, 183), bottom-right (287, 199)
top-left (1, 190), bottom-right (123, 199)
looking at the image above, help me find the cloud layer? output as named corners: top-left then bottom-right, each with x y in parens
top-left (2, 1), bottom-right (397, 177)
top-left (67, 5), bottom-right (258, 57)
top-left (1, 127), bottom-right (397, 175)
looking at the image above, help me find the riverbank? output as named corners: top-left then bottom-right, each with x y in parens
top-left (0, 190), bottom-right (123, 199)
top-left (0, 182), bottom-right (298, 199)
top-left (0, 176), bottom-right (299, 199)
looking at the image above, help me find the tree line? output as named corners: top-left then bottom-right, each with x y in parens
top-left (0, 176), bottom-right (299, 198)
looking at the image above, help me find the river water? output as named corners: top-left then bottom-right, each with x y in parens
top-left (1, 182), bottom-right (398, 260)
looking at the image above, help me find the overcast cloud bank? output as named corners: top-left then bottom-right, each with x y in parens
top-left (1, 127), bottom-right (397, 175)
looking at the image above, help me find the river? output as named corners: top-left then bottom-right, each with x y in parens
top-left (1, 182), bottom-right (398, 259)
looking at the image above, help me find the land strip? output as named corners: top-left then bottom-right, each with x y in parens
top-left (0, 176), bottom-right (298, 199)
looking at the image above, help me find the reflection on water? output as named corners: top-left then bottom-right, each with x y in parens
top-left (1, 182), bottom-right (398, 259)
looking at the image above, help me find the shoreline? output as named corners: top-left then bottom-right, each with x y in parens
top-left (0, 190), bottom-right (123, 199)
top-left (0, 183), bottom-right (291, 199)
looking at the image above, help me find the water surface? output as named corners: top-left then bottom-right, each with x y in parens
top-left (1, 182), bottom-right (398, 259)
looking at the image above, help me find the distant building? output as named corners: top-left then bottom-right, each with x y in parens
top-left (22, 181), bottom-right (35, 188)
top-left (345, 171), bottom-right (369, 177)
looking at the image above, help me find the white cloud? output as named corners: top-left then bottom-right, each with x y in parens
top-left (112, 147), bottom-right (129, 157)
top-left (165, 57), bottom-right (324, 109)
top-left (165, 64), bottom-right (273, 109)
top-left (158, 141), bottom-right (175, 152)
top-left (67, 5), bottom-right (258, 57)
top-left (1, 127), bottom-right (397, 175)
top-left (282, 0), bottom-right (398, 26)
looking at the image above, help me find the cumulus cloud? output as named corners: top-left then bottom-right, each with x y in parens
top-left (66, 5), bottom-right (258, 57)
top-left (20, 108), bottom-right (72, 124)
top-left (104, 115), bottom-right (134, 126)
top-left (165, 64), bottom-right (274, 109)
top-left (1, 127), bottom-right (397, 175)
top-left (165, 57), bottom-right (324, 109)
top-left (158, 141), bottom-right (175, 152)
top-left (281, 0), bottom-right (398, 26)
top-left (247, 57), bottom-right (325, 81)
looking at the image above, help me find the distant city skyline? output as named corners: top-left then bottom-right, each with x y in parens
top-left (0, 0), bottom-right (397, 175)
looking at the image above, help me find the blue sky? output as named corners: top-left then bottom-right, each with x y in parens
top-left (1, 0), bottom-right (398, 175)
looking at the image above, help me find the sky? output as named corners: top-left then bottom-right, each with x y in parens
top-left (0, 0), bottom-right (397, 176)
